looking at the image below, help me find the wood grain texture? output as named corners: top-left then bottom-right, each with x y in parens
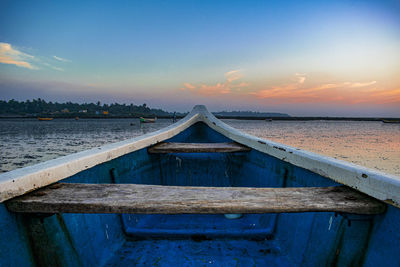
top-left (6, 183), bottom-right (386, 215)
top-left (147, 142), bottom-right (251, 153)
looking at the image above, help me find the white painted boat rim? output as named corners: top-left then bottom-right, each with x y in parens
top-left (0, 105), bottom-right (399, 208)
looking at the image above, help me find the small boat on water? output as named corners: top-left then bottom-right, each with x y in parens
top-left (37, 117), bottom-right (53, 121)
top-left (1, 105), bottom-right (399, 266)
top-left (382, 119), bottom-right (400, 123)
top-left (140, 116), bottom-right (157, 123)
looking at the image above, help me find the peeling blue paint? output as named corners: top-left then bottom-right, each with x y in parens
top-left (1, 122), bottom-right (399, 266)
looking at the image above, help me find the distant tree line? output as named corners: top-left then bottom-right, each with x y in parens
top-left (0, 99), bottom-right (183, 118)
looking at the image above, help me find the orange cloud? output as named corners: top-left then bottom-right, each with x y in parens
top-left (199, 83), bottom-right (231, 95)
top-left (251, 75), bottom-right (397, 105)
top-left (182, 83), bottom-right (196, 90)
top-left (0, 42), bottom-right (35, 69)
top-left (181, 70), bottom-right (249, 96)
top-left (343, 81), bottom-right (377, 88)
top-left (181, 72), bottom-right (399, 106)
top-left (366, 88), bottom-right (400, 104)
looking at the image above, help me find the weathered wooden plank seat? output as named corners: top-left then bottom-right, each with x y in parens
top-left (147, 142), bottom-right (251, 153)
top-left (6, 183), bottom-right (386, 215)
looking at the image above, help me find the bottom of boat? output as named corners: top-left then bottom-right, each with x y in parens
top-left (105, 238), bottom-right (292, 267)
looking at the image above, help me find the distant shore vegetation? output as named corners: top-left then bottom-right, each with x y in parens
top-left (0, 99), bottom-right (182, 118)
top-left (0, 99), bottom-right (397, 121)
top-left (0, 99), bottom-right (291, 119)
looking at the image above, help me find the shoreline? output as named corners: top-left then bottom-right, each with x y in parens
top-left (0, 115), bottom-right (399, 121)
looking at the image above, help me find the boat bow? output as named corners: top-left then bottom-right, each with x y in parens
top-left (194, 105), bottom-right (400, 208)
top-left (1, 105), bottom-right (399, 209)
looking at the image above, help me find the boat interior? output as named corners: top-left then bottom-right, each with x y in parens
top-left (2, 121), bottom-right (399, 266)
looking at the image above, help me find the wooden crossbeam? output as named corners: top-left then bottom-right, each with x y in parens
top-left (6, 183), bottom-right (385, 215)
top-left (147, 142), bottom-right (251, 153)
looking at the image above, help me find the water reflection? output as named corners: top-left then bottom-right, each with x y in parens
top-left (0, 118), bottom-right (173, 173)
top-left (223, 119), bottom-right (400, 176)
top-left (0, 118), bottom-right (398, 177)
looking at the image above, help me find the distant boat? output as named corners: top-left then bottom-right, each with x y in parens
top-left (140, 117), bottom-right (157, 123)
top-left (37, 117), bottom-right (53, 121)
top-left (382, 119), bottom-right (400, 123)
top-left (265, 118), bottom-right (273, 122)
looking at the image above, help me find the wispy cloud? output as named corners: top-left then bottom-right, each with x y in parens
top-left (52, 66), bottom-right (64, 71)
top-left (183, 83), bottom-right (196, 90)
top-left (53, 55), bottom-right (70, 62)
top-left (224, 70), bottom-right (243, 82)
top-left (295, 73), bottom-right (306, 84)
top-left (0, 42), bottom-right (36, 69)
top-left (181, 71), bottom-right (396, 106)
top-left (43, 62), bottom-right (64, 72)
top-left (0, 42), bottom-right (68, 71)
top-left (251, 73), bottom-right (385, 104)
top-left (181, 70), bottom-right (249, 96)
top-left (343, 81), bottom-right (377, 88)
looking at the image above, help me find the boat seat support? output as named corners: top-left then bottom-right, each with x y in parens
top-left (147, 142), bottom-right (251, 153)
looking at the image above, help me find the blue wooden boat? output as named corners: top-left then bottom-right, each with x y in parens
top-left (1, 105), bottom-right (399, 266)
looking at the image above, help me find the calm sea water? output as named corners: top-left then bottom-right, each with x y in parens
top-left (0, 118), bottom-right (399, 177)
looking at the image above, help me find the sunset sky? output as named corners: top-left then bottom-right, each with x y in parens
top-left (1, 0), bottom-right (399, 116)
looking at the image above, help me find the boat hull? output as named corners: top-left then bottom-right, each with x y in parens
top-left (1, 106), bottom-right (399, 266)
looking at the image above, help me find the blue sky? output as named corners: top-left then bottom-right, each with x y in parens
top-left (1, 0), bottom-right (399, 115)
